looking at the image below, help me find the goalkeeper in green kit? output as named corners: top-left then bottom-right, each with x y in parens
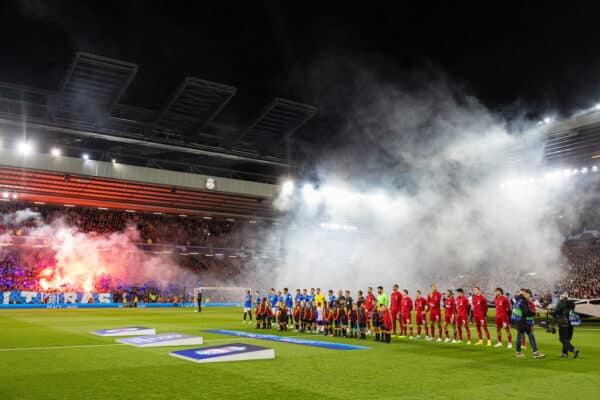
top-left (377, 286), bottom-right (388, 307)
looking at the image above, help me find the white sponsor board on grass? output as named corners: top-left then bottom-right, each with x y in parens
top-left (90, 327), bottom-right (156, 336)
top-left (170, 343), bottom-right (275, 363)
top-left (116, 333), bottom-right (204, 347)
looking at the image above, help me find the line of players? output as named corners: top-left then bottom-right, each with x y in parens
top-left (243, 283), bottom-right (517, 347)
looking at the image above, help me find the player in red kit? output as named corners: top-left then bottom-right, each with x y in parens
top-left (400, 289), bottom-right (413, 338)
top-left (455, 288), bottom-right (471, 344)
top-left (426, 284), bottom-right (442, 341)
top-left (397, 287), bottom-right (405, 337)
top-left (494, 287), bottom-right (512, 348)
top-left (389, 284), bottom-right (402, 337)
top-left (365, 287), bottom-right (376, 334)
top-left (472, 287), bottom-right (492, 346)
top-left (414, 290), bottom-right (429, 339)
top-left (443, 290), bottom-right (458, 343)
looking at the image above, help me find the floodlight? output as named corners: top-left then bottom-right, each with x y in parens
top-left (281, 180), bottom-right (294, 196)
top-left (17, 141), bottom-right (32, 155)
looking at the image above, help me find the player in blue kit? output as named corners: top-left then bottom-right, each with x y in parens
top-left (328, 289), bottom-right (336, 306)
top-left (254, 290), bottom-right (261, 311)
top-left (306, 288), bottom-right (316, 306)
top-left (283, 288), bottom-right (294, 324)
top-left (268, 288), bottom-right (278, 323)
top-left (295, 288), bottom-right (304, 305)
top-left (242, 290), bottom-right (253, 323)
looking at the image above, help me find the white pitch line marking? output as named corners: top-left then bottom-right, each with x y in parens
top-left (0, 343), bottom-right (125, 352)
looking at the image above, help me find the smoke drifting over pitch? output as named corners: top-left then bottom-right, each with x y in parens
top-left (273, 73), bottom-right (570, 294)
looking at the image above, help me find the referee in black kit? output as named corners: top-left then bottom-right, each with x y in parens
top-left (196, 289), bottom-right (202, 313)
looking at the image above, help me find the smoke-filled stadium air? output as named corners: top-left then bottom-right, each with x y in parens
top-left (271, 78), bottom-right (574, 295)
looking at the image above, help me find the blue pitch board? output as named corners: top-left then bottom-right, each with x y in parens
top-left (204, 330), bottom-right (370, 350)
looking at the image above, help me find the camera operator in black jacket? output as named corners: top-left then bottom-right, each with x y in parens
top-left (552, 292), bottom-right (580, 359)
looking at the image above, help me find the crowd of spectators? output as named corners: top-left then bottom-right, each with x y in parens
top-left (0, 252), bottom-right (43, 291)
top-left (0, 202), bottom-right (243, 247)
top-left (179, 254), bottom-right (245, 285)
top-left (557, 246), bottom-right (600, 299)
top-left (448, 248), bottom-right (600, 300)
top-left (0, 202), bottom-right (268, 300)
top-left (0, 249), bottom-right (256, 301)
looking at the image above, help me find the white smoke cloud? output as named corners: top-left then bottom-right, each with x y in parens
top-left (1, 208), bottom-right (41, 225)
top-left (271, 71), bottom-right (571, 296)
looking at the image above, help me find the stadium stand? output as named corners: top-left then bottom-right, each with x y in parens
top-left (557, 246), bottom-right (600, 299)
top-left (0, 201), bottom-right (275, 299)
top-left (2, 200), bottom-right (600, 300)
top-left (0, 51), bottom-right (316, 183)
top-left (0, 202), bottom-right (235, 246)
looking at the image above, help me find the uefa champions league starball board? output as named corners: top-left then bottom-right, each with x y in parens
top-left (170, 343), bottom-right (275, 363)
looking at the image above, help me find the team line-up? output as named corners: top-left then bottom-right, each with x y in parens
top-left (242, 284), bottom-right (539, 352)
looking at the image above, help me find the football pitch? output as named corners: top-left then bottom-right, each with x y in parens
top-left (0, 307), bottom-right (598, 400)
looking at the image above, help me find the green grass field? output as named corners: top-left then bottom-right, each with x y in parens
top-left (0, 307), bottom-right (598, 400)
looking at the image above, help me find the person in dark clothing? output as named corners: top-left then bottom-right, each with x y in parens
top-left (356, 290), bottom-right (365, 308)
top-left (344, 290), bottom-right (353, 312)
top-left (552, 292), bottom-right (580, 359)
top-left (338, 300), bottom-right (349, 337)
top-left (358, 303), bottom-right (368, 339)
top-left (511, 289), bottom-right (545, 359)
top-left (372, 302), bottom-right (382, 342)
top-left (337, 290), bottom-right (346, 310)
top-left (196, 289), bottom-right (202, 313)
top-left (348, 304), bottom-right (359, 338)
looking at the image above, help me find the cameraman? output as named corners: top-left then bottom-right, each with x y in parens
top-left (552, 292), bottom-right (580, 359)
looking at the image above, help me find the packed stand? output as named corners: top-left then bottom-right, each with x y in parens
top-left (556, 246), bottom-right (600, 299)
top-left (0, 202), bottom-right (243, 247)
